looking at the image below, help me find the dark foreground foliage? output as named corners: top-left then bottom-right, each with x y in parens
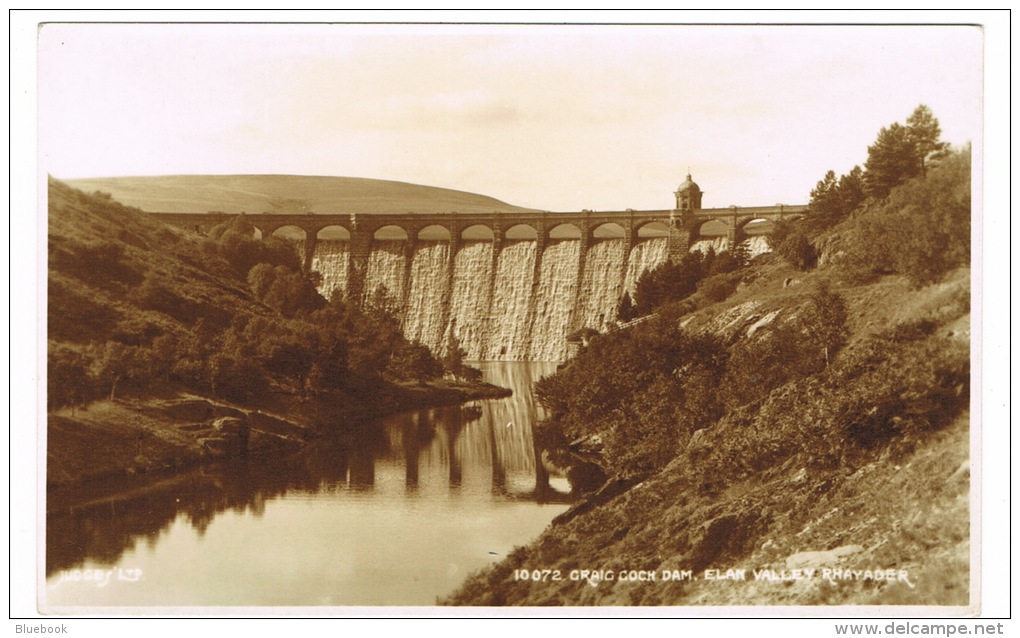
top-left (47, 180), bottom-right (459, 412)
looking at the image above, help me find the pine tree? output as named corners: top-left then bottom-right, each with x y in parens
top-left (837, 165), bottom-right (866, 213)
top-left (906, 104), bottom-right (950, 175)
top-left (864, 123), bottom-right (920, 199)
top-left (864, 105), bottom-right (949, 200)
top-left (809, 170), bottom-right (841, 217)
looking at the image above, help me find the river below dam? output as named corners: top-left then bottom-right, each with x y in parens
top-left (43, 362), bottom-right (570, 609)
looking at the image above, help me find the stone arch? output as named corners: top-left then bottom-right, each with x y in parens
top-left (635, 220), bottom-right (670, 238)
top-left (374, 225), bottom-right (409, 240)
top-left (698, 219), bottom-right (730, 237)
top-left (740, 218), bottom-right (773, 236)
top-left (251, 226), bottom-right (264, 240)
top-left (270, 225), bottom-right (307, 241)
top-left (591, 222), bottom-right (626, 240)
top-left (417, 225), bottom-right (452, 241)
top-left (316, 224), bottom-right (351, 240)
top-left (504, 224), bottom-right (538, 240)
top-left (461, 224), bottom-right (495, 241)
top-left (548, 223), bottom-right (582, 240)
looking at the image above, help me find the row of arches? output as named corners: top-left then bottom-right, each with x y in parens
top-left (264, 221), bottom-right (672, 242)
top-left (262, 217), bottom-right (784, 242)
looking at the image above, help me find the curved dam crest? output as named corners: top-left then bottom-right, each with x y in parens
top-left (153, 201), bottom-right (804, 362)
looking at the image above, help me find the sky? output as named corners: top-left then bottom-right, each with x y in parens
top-left (36, 20), bottom-right (984, 212)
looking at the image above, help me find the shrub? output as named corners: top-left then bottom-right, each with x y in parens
top-left (776, 231), bottom-right (817, 270)
top-left (387, 340), bottom-right (443, 385)
top-left (840, 148), bottom-right (970, 287)
top-left (47, 344), bottom-right (94, 411)
top-left (699, 273), bottom-right (739, 302)
top-left (535, 320), bottom-right (727, 478)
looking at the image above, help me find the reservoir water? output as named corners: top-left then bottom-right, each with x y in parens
top-left (44, 362), bottom-right (569, 609)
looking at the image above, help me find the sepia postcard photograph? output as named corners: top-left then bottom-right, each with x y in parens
top-left (18, 12), bottom-right (1007, 623)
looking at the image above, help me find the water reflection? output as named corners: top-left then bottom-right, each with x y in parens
top-left (45, 362), bottom-right (569, 607)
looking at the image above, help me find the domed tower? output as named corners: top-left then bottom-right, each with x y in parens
top-left (674, 173), bottom-right (703, 211)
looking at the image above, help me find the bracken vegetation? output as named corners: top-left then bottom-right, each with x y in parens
top-left (446, 105), bottom-right (971, 607)
top-left (47, 178), bottom-right (477, 413)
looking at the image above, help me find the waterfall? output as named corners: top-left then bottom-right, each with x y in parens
top-left (690, 237), bottom-right (729, 255)
top-left (623, 237), bottom-right (668, 295)
top-left (447, 241), bottom-right (493, 361)
top-left (404, 241), bottom-right (451, 354)
top-left (528, 240), bottom-right (580, 361)
top-left (577, 239), bottom-right (627, 332)
top-left (363, 240), bottom-right (407, 312)
top-left (486, 241), bottom-right (537, 361)
top-left (742, 235), bottom-right (772, 258)
top-left (311, 240), bottom-right (350, 301)
top-left (319, 225), bottom-right (772, 363)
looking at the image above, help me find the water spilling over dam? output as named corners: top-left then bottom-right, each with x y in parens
top-left (154, 176), bottom-right (806, 362)
top-left (311, 234), bottom-right (676, 361)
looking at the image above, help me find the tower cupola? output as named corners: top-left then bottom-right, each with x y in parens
top-left (674, 173), bottom-right (703, 210)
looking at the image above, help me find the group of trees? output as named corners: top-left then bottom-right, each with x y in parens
top-left (538, 108), bottom-right (962, 483)
top-left (48, 208), bottom-right (471, 412)
top-left (537, 285), bottom-right (850, 481)
top-left (787, 104), bottom-right (968, 286)
top-left (848, 148), bottom-right (971, 286)
top-left (809, 105), bottom-right (949, 223)
top-left (619, 245), bottom-right (749, 321)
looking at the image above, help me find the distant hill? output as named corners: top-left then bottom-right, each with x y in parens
top-left (63, 174), bottom-right (537, 215)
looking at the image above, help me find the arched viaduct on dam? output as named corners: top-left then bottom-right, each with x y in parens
top-left (149, 176), bottom-right (807, 361)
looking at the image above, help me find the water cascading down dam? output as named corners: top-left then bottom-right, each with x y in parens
top-left (154, 175), bottom-right (806, 362)
top-left (314, 224), bottom-right (676, 361)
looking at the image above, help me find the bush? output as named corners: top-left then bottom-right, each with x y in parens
top-left (209, 353), bottom-right (269, 402)
top-left (699, 273), bottom-right (739, 302)
top-left (247, 264), bottom-right (325, 318)
top-left (776, 231), bottom-right (817, 270)
top-left (840, 148), bottom-right (970, 287)
top-left (387, 340), bottom-right (443, 385)
top-left (535, 320), bottom-right (727, 478)
top-left (632, 251), bottom-right (711, 316)
top-left (47, 344), bottom-right (94, 411)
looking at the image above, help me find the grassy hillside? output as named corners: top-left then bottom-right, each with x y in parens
top-left (444, 144), bottom-right (972, 607)
top-left (445, 265), bottom-right (970, 607)
top-left (46, 178), bottom-right (504, 486)
top-left (63, 174), bottom-right (537, 214)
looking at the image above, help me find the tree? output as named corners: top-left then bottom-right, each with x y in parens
top-left (632, 251), bottom-right (708, 316)
top-left (809, 170), bottom-right (842, 217)
top-left (776, 231), bottom-right (816, 271)
top-left (837, 165), bottom-right (866, 213)
top-left (864, 122), bottom-right (921, 199)
top-left (247, 263), bottom-right (276, 299)
top-left (388, 340), bottom-right (443, 385)
top-left (48, 345), bottom-right (93, 412)
top-left (864, 106), bottom-right (949, 200)
top-left (441, 333), bottom-right (481, 382)
top-left (906, 104), bottom-right (949, 176)
top-left (729, 240), bottom-right (750, 268)
top-left (252, 265), bottom-right (326, 318)
top-left (90, 342), bottom-right (144, 400)
top-left (854, 147), bottom-right (971, 286)
top-left (801, 284), bottom-right (850, 367)
top-left (616, 291), bottom-right (636, 323)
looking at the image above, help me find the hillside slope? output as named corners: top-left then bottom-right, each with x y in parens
top-left (445, 263), bottom-right (971, 608)
top-left (46, 178), bottom-right (507, 487)
top-left (63, 174), bottom-right (537, 214)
